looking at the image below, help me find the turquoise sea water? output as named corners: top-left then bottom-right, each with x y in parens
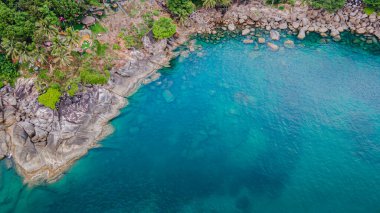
top-left (1, 33), bottom-right (380, 213)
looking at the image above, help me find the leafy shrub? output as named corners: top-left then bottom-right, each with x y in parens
top-left (305, 0), bottom-right (345, 11)
top-left (38, 88), bottom-right (61, 109)
top-left (142, 12), bottom-right (155, 28)
top-left (67, 82), bottom-right (79, 96)
top-left (112, 43), bottom-right (121, 50)
top-left (94, 40), bottom-right (108, 56)
top-left (152, 17), bottom-right (177, 40)
top-left (90, 23), bottom-right (107, 34)
top-left (50, 83), bottom-right (61, 90)
top-left (0, 54), bottom-right (19, 87)
top-left (364, 7), bottom-right (376, 15)
top-left (202, 0), bottom-right (231, 8)
top-left (167, 0), bottom-right (195, 20)
top-left (364, 0), bottom-right (380, 10)
top-left (80, 69), bottom-right (109, 85)
top-left (123, 35), bottom-right (140, 48)
top-left (152, 10), bottom-right (161, 16)
top-left (118, 25), bottom-right (148, 49)
top-left (53, 70), bottom-right (65, 81)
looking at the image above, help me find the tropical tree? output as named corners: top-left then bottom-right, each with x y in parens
top-left (35, 20), bottom-right (59, 41)
top-left (167, 0), bottom-right (195, 21)
top-left (14, 41), bottom-right (32, 64)
top-left (1, 38), bottom-right (18, 62)
top-left (31, 47), bottom-right (47, 67)
top-left (364, 0), bottom-right (380, 10)
top-left (51, 46), bottom-right (73, 68)
top-left (305, 0), bottom-right (346, 11)
top-left (202, 0), bottom-right (231, 8)
top-left (63, 27), bottom-right (80, 49)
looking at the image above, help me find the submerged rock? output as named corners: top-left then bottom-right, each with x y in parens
top-left (267, 42), bottom-right (279, 51)
top-left (258, 37), bottom-right (266, 44)
top-left (242, 29), bottom-right (251, 36)
top-left (162, 90), bottom-right (175, 103)
top-left (243, 39), bottom-right (254, 44)
top-left (284, 40), bottom-right (295, 48)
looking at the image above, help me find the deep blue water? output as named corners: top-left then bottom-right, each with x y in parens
top-left (1, 33), bottom-right (380, 213)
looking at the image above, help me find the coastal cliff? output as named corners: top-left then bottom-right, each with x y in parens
top-left (0, 0), bottom-right (379, 183)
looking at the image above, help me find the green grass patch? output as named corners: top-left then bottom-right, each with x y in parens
top-left (67, 81), bottom-right (79, 96)
top-left (94, 40), bottom-right (108, 56)
top-left (112, 43), bottom-right (121, 50)
top-left (90, 23), bottom-right (107, 34)
top-left (38, 88), bottom-right (62, 109)
top-left (364, 7), bottom-right (375, 15)
top-left (80, 69), bottom-right (109, 85)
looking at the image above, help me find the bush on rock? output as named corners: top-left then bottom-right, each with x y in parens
top-left (167, 0), bottom-right (195, 20)
top-left (152, 17), bottom-right (177, 40)
top-left (38, 88), bottom-right (62, 109)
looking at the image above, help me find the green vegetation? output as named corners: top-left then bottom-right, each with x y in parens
top-left (364, 7), bottom-right (376, 15)
top-left (304, 0), bottom-right (346, 11)
top-left (38, 87), bottom-right (61, 109)
top-left (80, 68), bottom-right (109, 85)
top-left (364, 0), bottom-right (380, 11)
top-left (152, 17), bottom-right (177, 39)
top-left (112, 44), bottom-right (121, 50)
top-left (0, 55), bottom-right (19, 88)
top-left (90, 23), bottom-right (107, 34)
top-left (167, 0), bottom-right (195, 21)
top-left (0, 0), bottom-right (113, 108)
top-left (264, 0), bottom-right (344, 11)
top-left (152, 9), bottom-right (161, 16)
top-left (202, 0), bottom-right (231, 8)
top-left (118, 23), bottom-right (151, 49)
top-left (66, 79), bottom-right (79, 96)
top-left (94, 40), bottom-right (108, 56)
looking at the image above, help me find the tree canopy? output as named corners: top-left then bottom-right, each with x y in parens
top-left (152, 17), bottom-right (177, 39)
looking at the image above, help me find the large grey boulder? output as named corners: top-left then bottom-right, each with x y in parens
top-left (267, 42), bottom-right (279, 51)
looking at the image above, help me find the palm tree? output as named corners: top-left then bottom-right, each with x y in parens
top-left (63, 27), bottom-right (80, 49)
top-left (1, 38), bottom-right (18, 63)
top-left (15, 41), bottom-right (32, 64)
top-left (51, 46), bottom-right (73, 68)
top-left (31, 47), bottom-right (47, 67)
top-left (35, 20), bottom-right (59, 41)
top-left (202, 0), bottom-right (217, 8)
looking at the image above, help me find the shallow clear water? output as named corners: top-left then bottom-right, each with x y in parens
top-left (1, 34), bottom-right (380, 213)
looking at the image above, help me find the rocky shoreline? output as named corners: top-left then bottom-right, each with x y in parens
top-left (0, 0), bottom-right (379, 184)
